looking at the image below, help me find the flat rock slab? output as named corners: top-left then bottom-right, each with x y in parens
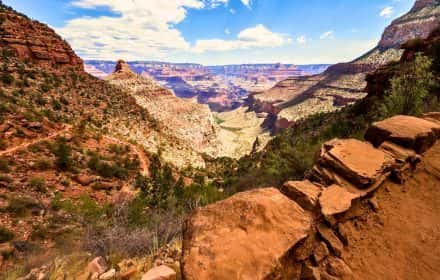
top-left (320, 139), bottom-right (394, 188)
top-left (142, 265), bottom-right (176, 280)
top-left (319, 185), bottom-right (360, 217)
top-left (182, 188), bottom-right (312, 280)
top-left (365, 115), bottom-right (440, 153)
top-left (282, 180), bottom-right (322, 211)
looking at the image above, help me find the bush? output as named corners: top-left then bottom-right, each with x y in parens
top-left (87, 154), bottom-right (129, 179)
top-left (28, 177), bottom-right (46, 192)
top-left (6, 197), bottom-right (41, 217)
top-left (380, 53), bottom-right (437, 117)
top-left (1, 72), bottom-right (14, 85)
top-left (52, 137), bottom-right (72, 171)
top-left (33, 158), bottom-right (52, 170)
top-left (0, 227), bottom-right (14, 243)
top-left (0, 157), bottom-right (10, 172)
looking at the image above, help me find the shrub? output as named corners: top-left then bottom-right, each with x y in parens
top-left (33, 158), bottom-right (52, 170)
top-left (0, 227), bottom-right (14, 243)
top-left (52, 137), bottom-right (72, 171)
top-left (380, 53), bottom-right (437, 117)
top-left (52, 99), bottom-right (62, 111)
top-left (0, 157), bottom-right (10, 172)
top-left (6, 197), bottom-right (41, 217)
top-left (28, 177), bottom-right (46, 192)
top-left (1, 72), bottom-right (14, 85)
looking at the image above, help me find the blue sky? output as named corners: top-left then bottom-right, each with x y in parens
top-left (4, 0), bottom-right (414, 65)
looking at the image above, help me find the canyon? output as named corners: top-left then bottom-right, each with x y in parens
top-left (248, 0), bottom-right (440, 131)
top-left (0, 0), bottom-right (439, 279)
top-left (85, 61), bottom-right (329, 112)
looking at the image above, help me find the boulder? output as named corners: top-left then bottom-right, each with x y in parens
top-left (74, 175), bottom-right (98, 186)
top-left (282, 180), bottom-right (322, 211)
top-left (326, 257), bottom-right (353, 279)
top-left (141, 265), bottom-right (176, 280)
top-left (313, 242), bottom-right (330, 263)
top-left (182, 188), bottom-right (312, 280)
top-left (365, 115), bottom-right (440, 153)
top-left (0, 242), bottom-right (15, 257)
top-left (99, 269), bottom-right (116, 280)
top-left (319, 185), bottom-right (360, 217)
top-left (301, 264), bottom-right (321, 280)
top-left (379, 141), bottom-right (418, 163)
top-left (317, 224), bottom-right (344, 257)
top-left (318, 139), bottom-right (394, 188)
top-left (87, 257), bottom-right (108, 278)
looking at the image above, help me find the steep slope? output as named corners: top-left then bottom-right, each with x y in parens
top-left (251, 0), bottom-right (440, 131)
top-left (105, 60), bottom-right (228, 166)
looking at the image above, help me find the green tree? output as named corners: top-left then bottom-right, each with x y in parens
top-left (53, 137), bottom-right (72, 171)
top-left (380, 53), bottom-right (437, 117)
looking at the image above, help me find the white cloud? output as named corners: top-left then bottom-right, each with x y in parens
top-left (193, 24), bottom-right (291, 53)
top-left (320, 30), bottom-right (334, 40)
top-left (297, 35), bottom-right (307, 45)
top-left (380, 6), bottom-right (394, 18)
top-left (58, 0), bottom-right (226, 60)
top-left (229, 8), bottom-right (236, 14)
top-left (241, 0), bottom-right (251, 8)
top-left (225, 28), bottom-right (230, 34)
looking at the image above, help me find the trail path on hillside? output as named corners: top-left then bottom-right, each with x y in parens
top-left (102, 135), bottom-right (150, 176)
top-left (0, 125), bottom-right (72, 157)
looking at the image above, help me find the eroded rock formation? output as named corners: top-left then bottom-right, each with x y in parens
top-left (0, 6), bottom-right (83, 70)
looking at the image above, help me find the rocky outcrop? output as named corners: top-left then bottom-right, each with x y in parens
top-left (379, 0), bottom-right (440, 49)
top-left (181, 113), bottom-right (440, 279)
top-left (182, 188), bottom-right (312, 280)
top-left (365, 115), bottom-right (440, 153)
top-left (0, 4), bottom-right (83, 70)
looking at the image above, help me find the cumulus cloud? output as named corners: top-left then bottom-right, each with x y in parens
top-left (192, 24), bottom-right (291, 53)
top-left (320, 30), bottom-right (334, 40)
top-left (297, 35), bottom-right (307, 45)
top-left (58, 0), bottom-right (226, 60)
top-left (380, 6), bottom-right (394, 18)
top-left (241, 0), bottom-right (252, 8)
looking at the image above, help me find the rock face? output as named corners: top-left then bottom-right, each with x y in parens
top-left (365, 115), bottom-right (440, 153)
top-left (379, 0), bottom-right (440, 49)
top-left (249, 0), bottom-right (440, 131)
top-left (0, 5), bottom-right (83, 70)
top-left (182, 188), bottom-right (312, 280)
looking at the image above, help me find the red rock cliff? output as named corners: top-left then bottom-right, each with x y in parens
top-left (0, 4), bottom-right (83, 70)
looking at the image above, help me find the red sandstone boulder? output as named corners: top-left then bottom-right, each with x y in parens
top-left (281, 180), bottom-right (322, 211)
top-left (319, 185), bottom-right (360, 218)
top-left (141, 265), bottom-right (176, 280)
top-left (318, 139), bottom-right (394, 188)
top-left (182, 188), bottom-right (312, 280)
top-left (365, 115), bottom-right (440, 153)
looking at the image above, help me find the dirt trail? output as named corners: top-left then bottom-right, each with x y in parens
top-left (341, 141), bottom-right (440, 280)
top-left (102, 135), bottom-right (150, 176)
top-left (0, 125), bottom-right (71, 156)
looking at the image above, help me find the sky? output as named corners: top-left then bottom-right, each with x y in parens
top-left (4, 0), bottom-right (415, 65)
